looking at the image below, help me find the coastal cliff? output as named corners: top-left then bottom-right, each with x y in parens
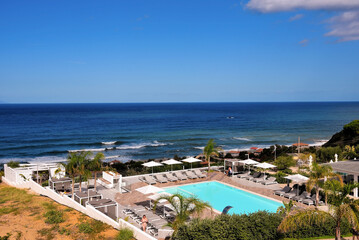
top-left (323, 120), bottom-right (359, 147)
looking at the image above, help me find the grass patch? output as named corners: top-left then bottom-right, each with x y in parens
top-left (59, 227), bottom-right (71, 236)
top-left (38, 228), bottom-right (55, 240)
top-left (116, 228), bottom-right (134, 240)
top-left (0, 186), bottom-right (33, 205)
top-left (78, 219), bottom-right (109, 237)
top-left (43, 210), bottom-right (64, 224)
top-left (0, 206), bottom-right (18, 215)
top-left (0, 233), bottom-right (11, 240)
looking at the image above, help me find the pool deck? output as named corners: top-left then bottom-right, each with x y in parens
top-left (113, 171), bottom-right (311, 217)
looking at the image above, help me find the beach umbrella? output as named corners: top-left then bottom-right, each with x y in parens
top-left (182, 157), bottom-right (201, 169)
top-left (142, 161), bottom-right (163, 174)
top-left (254, 162), bottom-right (276, 179)
top-left (135, 185), bottom-right (164, 195)
top-left (284, 174), bottom-right (309, 195)
top-left (162, 159), bottom-right (182, 171)
top-left (238, 159), bottom-right (259, 171)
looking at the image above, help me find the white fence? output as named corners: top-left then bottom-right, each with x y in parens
top-left (2, 177), bottom-right (157, 240)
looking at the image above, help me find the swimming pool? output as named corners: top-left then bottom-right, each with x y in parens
top-left (164, 181), bottom-right (282, 214)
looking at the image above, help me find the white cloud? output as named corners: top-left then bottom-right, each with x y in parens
top-left (325, 11), bottom-right (359, 42)
top-left (289, 14), bottom-right (304, 21)
top-left (246, 0), bottom-right (359, 42)
top-left (299, 39), bottom-right (309, 46)
top-left (246, 0), bottom-right (359, 13)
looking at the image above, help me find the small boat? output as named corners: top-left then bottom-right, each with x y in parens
top-left (226, 116), bottom-right (234, 119)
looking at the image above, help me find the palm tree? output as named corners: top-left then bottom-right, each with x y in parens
top-left (277, 200), bottom-right (295, 216)
top-left (203, 139), bottom-right (220, 172)
top-left (63, 151), bottom-right (92, 198)
top-left (278, 180), bottom-right (359, 240)
top-left (307, 162), bottom-right (337, 206)
top-left (88, 152), bottom-right (105, 190)
top-left (153, 193), bottom-right (211, 231)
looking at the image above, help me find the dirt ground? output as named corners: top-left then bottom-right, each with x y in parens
top-left (0, 183), bottom-right (119, 240)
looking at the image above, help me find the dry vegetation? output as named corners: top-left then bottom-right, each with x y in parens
top-left (0, 183), bottom-right (119, 240)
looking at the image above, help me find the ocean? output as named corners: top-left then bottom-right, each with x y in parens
top-left (1, 102), bottom-right (359, 164)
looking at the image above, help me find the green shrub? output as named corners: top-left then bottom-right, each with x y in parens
top-left (59, 227), bottom-right (70, 235)
top-left (274, 156), bottom-right (295, 170)
top-left (283, 217), bottom-right (351, 238)
top-left (0, 171), bottom-right (4, 183)
top-left (43, 210), bottom-right (64, 224)
top-left (116, 228), bottom-right (134, 240)
top-left (273, 171), bottom-right (288, 184)
top-left (174, 211), bottom-right (283, 240)
top-left (42, 180), bottom-right (49, 187)
top-left (7, 161), bottom-right (20, 168)
top-left (78, 222), bottom-right (94, 234)
top-left (344, 120), bottom-right (359, 135)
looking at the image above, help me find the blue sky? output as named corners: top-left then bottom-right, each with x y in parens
top-left (0, 0), bottom-right (358, 103)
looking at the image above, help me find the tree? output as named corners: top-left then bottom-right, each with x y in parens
top-left (274, 155), bottom-right (295, 170)
top-left (278, 180), bottom-right (359, 240)
top-left (153, 193), bottom-right (211, 231)
top-left (88, 152), bottom-right (105, 189)
top-left (203, 139), bottom-right (220, 172)
top-left (63, 151), bottom-right (92, 198)
top-left (277, 200), bottom-right (295, 216)
top-left (307, 162), bottom-right (337, 206)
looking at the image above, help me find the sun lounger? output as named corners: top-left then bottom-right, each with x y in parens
top-left (185, 171), bottom-right (198, 179)
top-left (274, 186), bottom-right (292, 196)
top-left (174, 172), bottom-right (187, 180)
top-left (303, 194), bottom-right (323, 206)
top-left (237, 171), bottom-right (250, 179)
top-left (154, 174), bottom-right (168, 183)
top-left (193, 169), bottom-right (206, 178)
top-left (142, 176), bottom-right (156, 185)
top-left (292, 191), bottom-right (310, 202)
top-left (283, 189), bottom-right (298, 199)
top-left (259, 177), bottom-right (277, 185)
top-left (247, 172), bottom-right (261, 181)
top-left (254, 175), bottom-right (267, 183)
top-left (164, 173), bottom-right (178, 182)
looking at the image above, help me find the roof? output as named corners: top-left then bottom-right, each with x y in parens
top-left (229, 150), bottom-right (240, 154)
top-left (250, 147), bottom-right (258, 150)
top-left (74, 191), bottom-right (102, 199)
top-left (255, 148), bottom-right (263, 153)
top-left (325, 160), bottom-right (359, 175)
top-left (292, 143), bottom-right (309, 146)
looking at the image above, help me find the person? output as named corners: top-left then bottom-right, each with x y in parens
top-left (141, 215), bottom-right (148, 231)
top-left (227, 167), bottom-right (232, 176)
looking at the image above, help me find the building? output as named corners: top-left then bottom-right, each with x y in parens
top-left (327, 160), bottom-right (359, 197)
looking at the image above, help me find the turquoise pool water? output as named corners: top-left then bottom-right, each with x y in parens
top-left (164, 181), bottom-right (282, 214)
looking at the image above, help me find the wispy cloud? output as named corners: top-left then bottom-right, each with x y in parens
top-left (137, 14), bottom-right (149, 21)
top-left (246, 0), bottom-right (359, 42)
top-left (289, 14), bottom-right (304, 22)
top-left (325, 11), bottom-right (359, 42)
top-left (246, 0), bottom-right (359, 13)
top-left (299, 39), bottom-right (309, 46)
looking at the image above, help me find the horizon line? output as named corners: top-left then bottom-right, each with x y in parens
top-left (1, 100), bottom-right (359, 104)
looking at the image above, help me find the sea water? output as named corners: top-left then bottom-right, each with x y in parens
top-left (1, 102), bottom-right (359, 163)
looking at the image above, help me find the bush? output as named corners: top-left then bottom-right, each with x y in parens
top-left (174, 211), bottom-right (283, 240)
top-left (116, 228), bottom-right (134, 240)
top-left (0, 171), bottom-right (4, 183)
top-left (283, 217), bottom-right (351, 238)
top-left (0, 233), bottom-right (11, 240)
top-left (317, 146), bottom-right (342, 163)
top-left (273, 171), bottom-right (288, 184)
top-left (43, 210), bottom-right (64, 224)
top-left (174, 211), bottom-right (352, 240)
top-left (274, 156), bottom-right (295, 170)
top-left (7, 161), bottom-right (20, 168)
top-left (344, 120), bottom-right (359, 135)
